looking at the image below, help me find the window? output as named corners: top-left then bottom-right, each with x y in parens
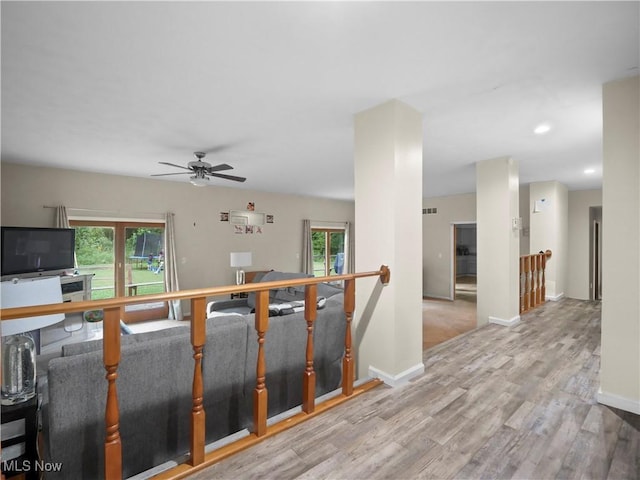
top-left (70, 221), bottom-right (167, 322)
top-left (311, 228), bottom-right (346, 277)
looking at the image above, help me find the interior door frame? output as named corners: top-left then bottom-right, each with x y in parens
top-left (589, 206), bottom-right (603, 301)
top-left (70, 220), bottom-right (168, 322)
top-left (450, 221), bottom-right (477, 301)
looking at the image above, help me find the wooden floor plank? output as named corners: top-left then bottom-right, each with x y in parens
top-left (183, 298), bottom-right (639, 480)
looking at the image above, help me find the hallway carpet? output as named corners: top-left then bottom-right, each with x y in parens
top-left (423, 276), bottom-right (477, 350)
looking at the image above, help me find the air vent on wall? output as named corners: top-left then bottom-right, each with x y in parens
top-left (423, 207), bottom-right (438, 215)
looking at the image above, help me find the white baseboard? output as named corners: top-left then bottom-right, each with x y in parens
top-left (597, 389), bottom-right (640, 415)
top-left (368, 363), bottom-right (425, 387)
top-left (488, 315), bottom-right (521, 327)
top-left (546, 292), bottom-right (565, 301)
top-left (423, 294), bottom-right (452, 301)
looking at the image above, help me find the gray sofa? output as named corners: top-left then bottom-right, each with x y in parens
top-left (43, 274), bottom-right (345, 479)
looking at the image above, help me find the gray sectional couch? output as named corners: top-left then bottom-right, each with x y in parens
top-left (42, 273), bottom-right (345, 479)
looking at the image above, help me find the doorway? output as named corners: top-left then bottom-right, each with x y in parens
top-left (70, 221), bottom-right (168, 322)
top-left (453, 223), bottom-right (477, 302)
top-left (589, 206), bottom-right (603, 300)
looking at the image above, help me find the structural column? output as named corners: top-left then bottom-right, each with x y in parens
top-left (476, 156), bottom-right (520, 326)
top-left (599, 75), bottom-right (640, 414)
top-left (353, 99), bottom-right (424, 386)
top-left (529, 181), bottom-right (568, 300)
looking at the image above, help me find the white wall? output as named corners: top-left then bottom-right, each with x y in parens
top-left (599, 75), bottom-right (640, 414)
top-left (422, 193), bottom-right (476, 299)
top-left (1, 163), bottom-right (355, 314)
top-left (567, 189), bottom-right (602, 300)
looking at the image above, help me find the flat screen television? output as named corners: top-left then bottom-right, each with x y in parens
top-left (1, 226), bottom-right (75, 277)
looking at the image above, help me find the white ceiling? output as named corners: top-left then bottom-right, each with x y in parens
top-left (2, 2), bottom-right (638, 200)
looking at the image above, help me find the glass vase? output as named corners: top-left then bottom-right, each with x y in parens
top-left (1, 332), bottom-right (36, 405)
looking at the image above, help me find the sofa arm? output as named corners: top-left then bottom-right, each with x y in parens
top-left (207, 298), bottom-right (250, 317)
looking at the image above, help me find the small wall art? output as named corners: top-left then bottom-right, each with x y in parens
top-left (266, 215), bottom-right (274, 224)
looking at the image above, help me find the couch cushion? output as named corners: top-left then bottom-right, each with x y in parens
top-left (46, 315), bottom-right (249, 480)
top-left (246, 271), bottom-right (312, 309)
top-left (316, 282), bottom-right (343, 299)
top-left (61, 324), bottom-right (190, 357)
top-left (240, 291), bottom-right (345, 430)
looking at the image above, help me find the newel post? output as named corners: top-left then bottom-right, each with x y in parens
top-left (253, 290), bottom-right (270, 437)
top-left (103, 306), bottom-right (123, 480)
top-left (189, 297), bottom-right (206, 466)
top-left (302, 284), bottom-right (317, 413)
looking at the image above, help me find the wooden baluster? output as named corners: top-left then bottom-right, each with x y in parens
top-left (524, 256), bottom-right (531, 313)
top-left (537, 254), bottom-right (544, 304)
top-left (529, 255), bottom-right (538, 309)
top-left (103, 306), bottom-right (123, 480)
top-left (253, 290), bottom-right (270, 437)
top-left (302, 284), bottom-right (317, 414)
top-left (540, 254), bottom-right (547, 302)
top-left (342, 278), bottom-right (355, 397)
top-left (189, 297), bottom-right (206, 466)
top-left (519, 257), bottom-right (525, 314)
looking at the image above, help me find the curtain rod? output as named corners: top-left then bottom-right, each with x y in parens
top-left (43, 205), bottom-right (172, 217)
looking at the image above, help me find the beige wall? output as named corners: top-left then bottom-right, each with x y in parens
top-left (529, 181), bottom-right (569, 300)
top-left (354, 100), bottom-right (424, 385)
top-left (476, 157), bottom-right (520, 326)
top-left (600, 75), bottom-right (640, 414)
top-left (422, 193), bottom-right (476, 299)
top-left (567, 189), bottom-right (602, 300)
top-left (1, 163), bottom-right (354, 313)
top-left (519, 184), bottom-right (530, 256)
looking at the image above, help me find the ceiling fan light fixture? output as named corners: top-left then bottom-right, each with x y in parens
top-left (190, 175), bottom-right (209, 187)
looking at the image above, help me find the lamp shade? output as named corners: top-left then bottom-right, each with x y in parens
top-left (0, 277), bottom-right (65, 336)
top-left (230, 252), bottom-right (252, 268)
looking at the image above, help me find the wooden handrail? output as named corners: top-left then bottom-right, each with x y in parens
top-left (0, 267), bottom-right (389, 320)
top-left (0, 265), bottom-right (390, 480)
top-left (519, 250), bottom-right (552, 314)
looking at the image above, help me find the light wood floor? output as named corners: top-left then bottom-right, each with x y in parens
top-left (186, 298), bottom-right (639, 480)
top-left (423, 276), bottom-right (477, 350)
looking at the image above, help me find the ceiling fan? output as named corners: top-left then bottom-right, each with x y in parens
top-left (151, 151), bottom-right (246, 186)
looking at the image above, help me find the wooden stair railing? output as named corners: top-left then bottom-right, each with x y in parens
top-left (519, 250), bottom-right (552, 314)
top-left (0, 265), bottom-right (390, 480)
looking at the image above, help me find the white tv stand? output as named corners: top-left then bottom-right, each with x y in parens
top-left (59, 274), bottom-right (93, 302)
top-left (39, 274), bottom-right (94, 354)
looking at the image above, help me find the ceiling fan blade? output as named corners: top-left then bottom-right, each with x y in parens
top-left (201, 144), bottom-right (235, 154)
top-left (206, 163), bottom-right (233, 173)
top-left (158, 161), bottom-right (192, 171)
top-left (210, 172), bottom-right (247, 183)
top-left (151, 172), bottom-right (193, 177)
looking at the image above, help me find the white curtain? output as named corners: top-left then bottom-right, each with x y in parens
top-left (55, 205), bottom-right (77, 269)
top-left (301, 219), bottom-right (314, 275)
top-left (55, 205), bottom-right (70, 228)
top-left (164, 213), bottom-right (184, 320)
top-left (345, 221), bottom-right (355, 274)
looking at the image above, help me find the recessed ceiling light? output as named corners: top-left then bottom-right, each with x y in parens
top-left (584, 168), bottom-right (595, 174)
top-left (534, 123), bottom-right (551, 135)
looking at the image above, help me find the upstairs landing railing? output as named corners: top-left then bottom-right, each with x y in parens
top-left (519, 250), bottom-right (552, 314)
top-left (0, 266), bottom-right (390, 480)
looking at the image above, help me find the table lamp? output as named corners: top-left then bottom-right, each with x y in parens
top-left (230, 252), bottom-right (252, 285)
top-left (1, 277), bottom-right (64, 405)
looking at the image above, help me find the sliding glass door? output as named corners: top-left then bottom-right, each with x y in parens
top-left (71, 221), bottom-right (168, 322)
top-left (311, 228), bottom-right (346, 277)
